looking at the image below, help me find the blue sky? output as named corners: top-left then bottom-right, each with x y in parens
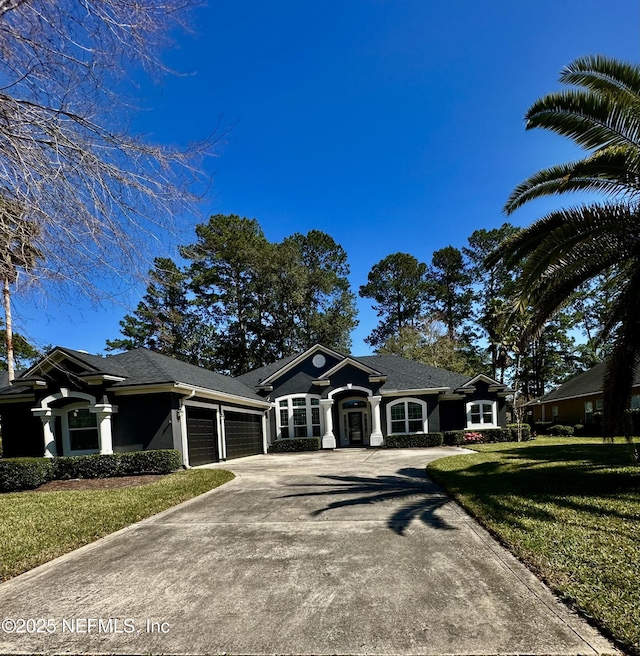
top-left (16, 0), bottom-right (640, 356)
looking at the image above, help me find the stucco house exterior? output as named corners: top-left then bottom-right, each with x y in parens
top-left (0, 343), bottom-right (511, 465)
top-left (528, 361), bottom-right (640, 427)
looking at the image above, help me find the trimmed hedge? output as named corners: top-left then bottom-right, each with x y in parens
top-left (0, 450), bottom-right (182, 492)
top-left (444, 425), bottom-right (531, 446)
top-left (444, 430), bottom-right (465, 446)
top-left (53, 450), bottom-right (182, 479)
top-left (120, 450), bottom-right (182, 475)
top-left (0, 458), bottom-right (54, 492)
top-left (546, 424), bottom-right (574, 437)
top-left (533, 421), bottom-right (554, 435)
top-left (386, 432), bottom-right (443, 448)
top-left (480, 428), bottom-right (510, 442)
top-left (268, 437), bottom-right (321, 453)
top-left (507, 423), bottom-right (532, 441)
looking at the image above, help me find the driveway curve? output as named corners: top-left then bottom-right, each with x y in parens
top-left (0, 447), bottom-right (617, 655)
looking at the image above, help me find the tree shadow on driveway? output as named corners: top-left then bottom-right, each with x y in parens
top-left (279, 467), bottom-right (457, 535)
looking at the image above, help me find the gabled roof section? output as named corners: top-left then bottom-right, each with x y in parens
top-left (239, 344), bottom-right (348, 387)
top-left (19, 347), bottom-right (130, 379)
top-left (318, 357), bottom-right (385, 380)
top-left (455, 373), bottom-right (513, 393)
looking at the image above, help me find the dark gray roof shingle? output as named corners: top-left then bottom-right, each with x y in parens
top-left (356, 355), bottom-right (471, 391)
top-left (108, 349), bottom-right (265, 401)
top-left (541, 362), bottom-right (640, 402)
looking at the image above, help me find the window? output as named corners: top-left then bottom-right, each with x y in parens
top-left (279, 400), bottom-right (289, 438)
top-left (552, 405), bottom-right (559, 422)
top-left (466, 400), bottom-right (497, 428)
top-left (66, 407), bottom-right (99, 452)
top-left (585, 401), bottom-right (594, 424)
top-left (276, 396), bottom-right (322, 438)
top-left (387, 399), bottom-right (426, 434)
top-left (631, 395), bottom-right (640, 410)
top-left (596, 399), bottom-right (604, 412)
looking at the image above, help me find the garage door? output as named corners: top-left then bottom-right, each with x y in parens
top-left (187, 407), bottom-right (219, 466)
top-left (224, 411), bottom-right (263, 459)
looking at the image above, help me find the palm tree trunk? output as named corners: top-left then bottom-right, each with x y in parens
top-left (3, 276), bottom-right (14, 382)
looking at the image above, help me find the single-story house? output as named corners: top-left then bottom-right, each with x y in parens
top-left (528, 361), bottom-right (640, 426)
top-left (0, 343), bottom-right (512, 465)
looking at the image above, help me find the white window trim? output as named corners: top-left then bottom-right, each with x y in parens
top-left (62, 401), bottom-right (100, 455)
top-left (275, 394), bottom-right (323, 439)
top-left (465, 399), bottom-right (498, 429)
top-left (386, 397), bottom-right (428, 435)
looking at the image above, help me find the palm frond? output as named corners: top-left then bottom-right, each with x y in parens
top-left (560, 55), bottom-right (640, 105)
top-left (525, 90), bottom-right (640, 152)
top-left (504, 146), bottom-right (640, 214)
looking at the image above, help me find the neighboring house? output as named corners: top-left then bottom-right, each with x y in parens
top-left (528, 361), bottom-right (640, 426)
top-left (0, 343), bottom-right (511, 465)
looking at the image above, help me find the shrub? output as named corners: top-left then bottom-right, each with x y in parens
top-left (386, 433), bottom-right (443, 448)
top-left (0, 458), bottom-right (54, 492)
top-left (573, 423), bottom-right (585, 436)
top-left (507, 423), bottom-right (532, 441)
top-left (54, 454), bottom-right (123, 479)
top-left (268, 438), bottom-right (321, 453)
top-left (480, 428), bottom-right (511, 443)
top-left (464, 431), bottom-right (484, 444)
top-left (119, 450), bottom-right (182, 474)
top-left (546, 424), bottom-right (574, 437)
top-left (533, 421), bottom-right (553, 435)
top-left (54, 450), bottom-right (182, 479)
top-left (443, 430), bottom-right (465, 446)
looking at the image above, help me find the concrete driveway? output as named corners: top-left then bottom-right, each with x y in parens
top-left (0, 447), bottom-right (617, 655)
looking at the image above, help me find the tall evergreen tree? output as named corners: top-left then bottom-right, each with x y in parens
top-left (425, 246), bottom-right (473, 340)
top-left (464, 224), bottom-right (520, 381)
top-left (284, 230), bottom-right (358, 353)
top-left (105, 257), bottom-right (210, 366)
top-left (359, 253), bottom-right (428, 349)
top-left (179, 216), bottom-right (358, 374)
top-left (180, 214), bottom-right (268, 375)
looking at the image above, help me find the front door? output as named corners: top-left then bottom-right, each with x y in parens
top-left (347, 411), bottom-right (364, 445)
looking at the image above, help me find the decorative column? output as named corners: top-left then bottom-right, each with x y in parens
top-left (320, 399), bottom-right (336, 449)
top-left (219, 409), bottom-right (227, 460)
top-left (90, 404), bottom-right (117, 455)
top-left (32, 408), bottom-right (58, 457)
top-left (369, 395), bottom-right (384, 447)
top-left (262, 411), bottom-right (269, 454)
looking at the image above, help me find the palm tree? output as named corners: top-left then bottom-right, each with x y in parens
top-left (489, 55), bottom-right (640, 453)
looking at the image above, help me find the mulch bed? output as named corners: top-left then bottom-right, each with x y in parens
top-left (33, 474), bottom-right (167, 492)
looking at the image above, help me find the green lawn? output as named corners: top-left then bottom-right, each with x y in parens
top-left (428, 437), bottom-right (640, 655)
top-left (0, 468), bottom-right (234, 582)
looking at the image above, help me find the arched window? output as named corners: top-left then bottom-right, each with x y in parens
top-left (465, 400), bottom-right (497, 429)
top-left (276, 395), bottom-right (322, 438)
top-left (386, 398), bottom-right (427, 435)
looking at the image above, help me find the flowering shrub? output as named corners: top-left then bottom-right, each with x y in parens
top-left (464, 432), bottom-right (484, 444)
